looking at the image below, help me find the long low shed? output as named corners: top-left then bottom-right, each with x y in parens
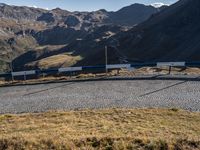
top-left (106, 64), bottom-right (131, 69)
top-left (11, 70), bottom-right (36, 77)
top-left (157, 62), bottom-right (186, 67)
top-left (58, 67), bottom-right (82, 73)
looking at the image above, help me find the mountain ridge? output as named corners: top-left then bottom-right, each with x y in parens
top-left (0, 2), bottom-right (162, 71)
top-left (62, 0), bottom-right (200, 66)
top-left (116, 0), bottom-right (200, 62)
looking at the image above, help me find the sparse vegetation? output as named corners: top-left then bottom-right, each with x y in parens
top-left (26, 54), bottom-right (82, 69)
top-left (0, 108), bottom-right (200, 149)
top-left (0, 59), bottom-right (7, 72)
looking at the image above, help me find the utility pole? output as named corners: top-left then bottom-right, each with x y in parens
top-left (10, 59), bottom-right (14, 81)
top-left (105, 45), bottom-right (108, 74)
top-left (168, 66), bottom-right (172, 75)
top-left (9, 47), bottom-right (14, 81)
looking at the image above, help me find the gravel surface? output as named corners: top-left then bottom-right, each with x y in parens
top-left (0, 75), bottom-right (200, 114)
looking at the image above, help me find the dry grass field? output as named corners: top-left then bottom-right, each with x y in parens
top-left (0, 108), bottom-right (200, 149)
top-left (26, 53), bottom-right (82, 70)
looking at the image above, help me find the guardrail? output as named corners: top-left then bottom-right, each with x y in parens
top-left (0, 61), bottom-right (199, 81)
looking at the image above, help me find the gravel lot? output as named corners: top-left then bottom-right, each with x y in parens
top-left (0, 75), bottom-right (200, 114)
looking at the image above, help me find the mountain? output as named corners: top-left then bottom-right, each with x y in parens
top-left (0, 4), bottom-right (46, 20)
top-left (65, 0), bottom-right (200, 66)
top-left (107, 4), bottom-right (160, 26)
top-left (0, 3), bottom-right (161, 71)
top-left (115, 0), bottom-right (200, 62)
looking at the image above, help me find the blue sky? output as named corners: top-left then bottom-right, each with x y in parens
top-left (1, 0), bottom-right (178, 11)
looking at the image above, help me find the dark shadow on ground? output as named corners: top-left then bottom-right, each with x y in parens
top-left (139, 75), bottom-right (200, 97)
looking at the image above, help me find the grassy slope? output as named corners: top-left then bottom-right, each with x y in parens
top-left (0, 108), bottom-right (200, 149)
top-left (26, 54), bottom-right (82, 69)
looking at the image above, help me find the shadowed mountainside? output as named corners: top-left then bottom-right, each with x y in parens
top-left (116, 0), bottom-right (200, 62)
top-left (0, 3), bottom-right (163, 71)
top-left (65, 0), bottom-right (200, 65)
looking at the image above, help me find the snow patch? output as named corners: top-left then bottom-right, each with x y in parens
top-left (32, 5), bottom-right (38, 8)
top-left (151, 2), bottom-right (168, 8)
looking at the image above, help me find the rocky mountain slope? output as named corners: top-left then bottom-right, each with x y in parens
top-left (116, 0), bottom-right (200, 62)
top-left (64, 0), bottom-right (200, 66)
top-left (107, 3), bottom-right (159, 26)
top-left (0, 3), bottom-right (162, 71)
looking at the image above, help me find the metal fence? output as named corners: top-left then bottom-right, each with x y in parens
top-left (0, 61), bottom-right (199, 80)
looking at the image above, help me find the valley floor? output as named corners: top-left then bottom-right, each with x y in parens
top-left (0, 108), bottom-right (200, 149)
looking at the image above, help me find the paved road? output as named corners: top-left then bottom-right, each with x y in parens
top-left (0, 75), bottom-right (200, 114)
